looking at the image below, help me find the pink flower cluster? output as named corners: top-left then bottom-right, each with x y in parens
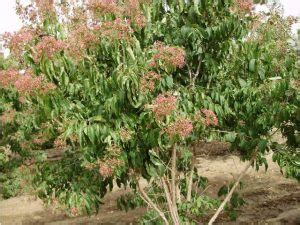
top-left (0, 69), bottom-right (56, 97)
top-left (133, 14), bottom-right (146, 28)
top-left (16, 0), bottom-right (55, 24)
top-left (236, 0), bottom-right (253, 12)
top-left (87, 0), bottom-right (119, 16)
top-left (0, 69), bottom-right (20, 89)
top-left (95, 18), bottom-right (133, 41)
top-left (201, 109), bottom-right (218, 126)
top-left (34, 0), bottom-right (55, 17)
top-left (33, 36), bottom-right (66, 63)
top-left (14, 72), bottom-right (56, 95)
top-left (119, 128), bottom-right (132, 142)
top-left (53, 137), bottom-right (67, 149)
top-left (122, 0), bottom-right (146, 28)
top-left (151, 93), bottom-right (177, 119)
top-left (70, 207), bottom-right (79, 216)
top-left (99, 163), bottom-right (114, 178)
top-left (150, 42), bottom-right (186, 69)
top-left (123, 0), bottom-right (140, 15)
top-left (20, 141), bottom-right (30, 150)
top-left (98, 158), bottom-right (123, 178)
top-left (140, 71), bottom-right (161, 92)
top-left (67, 25), bottom-right (98, 60)
top-left (1, 29), bottom-right (34, 59)
top-left (0, 109), bottom-right (16, 124)
top-left (32, 132), bottom-right (47, 146)
top-left (16, 1), bottom-right (38, 24)
top-left (165, 118), bottom-right (193, 138)
top-left (15, 75), bottom-right (42, 94)
top-left (106, 145), bottom-right (122, 156)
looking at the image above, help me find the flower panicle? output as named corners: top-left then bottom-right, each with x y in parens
top-left (235, 0), bottom-right (253, 12)
top-left (201, 109), bottom-right (218, 126)
top-left (151, 93), bottom-right (177, 119)
top-left (150, 41), bottom-right (186, 69)
top-left (165, 118), bottom-right (193, 138)
top-left (33, 36), bottom-right (66, 63)
top-left (140, 71), bottom-right (161, 92)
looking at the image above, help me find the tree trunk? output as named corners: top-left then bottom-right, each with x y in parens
top-left (187, 144), bottom-right (196, 201)
top-left (186, 157), bottom-right (195, 201)
top-left (161, 177), bottom-right (180, 225)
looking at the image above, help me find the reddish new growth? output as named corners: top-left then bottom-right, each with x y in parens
top-left (1, 29), bottom-right (34, 59)
top-left (0, 69), bottom-right (20, 89)
top-left (201, 109), bottom-right (218, 126)
top-left (150, 42), bottom-right (186, 69)
top-left (236, 0), bottom-right (253, 12)
top-left (151, 93), bottom-right (177, 119)
top-left (140, 71), bottom-right (161, 92)
top-left (95, 18), bottom-right (133, 41)
top-left (165, 118), bottom-right (193, 138)
top-left (33, 36), bottom-right (66, 63)
top-left (87, 0), bottom-right (120, 16)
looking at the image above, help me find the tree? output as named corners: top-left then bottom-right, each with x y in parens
top-left (0, 0), bottom-right (298, 223)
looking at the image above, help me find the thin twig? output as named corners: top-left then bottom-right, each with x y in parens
top-left (208, 159), bottom-right (254, 225)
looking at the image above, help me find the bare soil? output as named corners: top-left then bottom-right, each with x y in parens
top-left (0, 143), bottom-right (299, 225)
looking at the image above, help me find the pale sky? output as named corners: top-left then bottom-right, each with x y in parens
top-left (0, 0), bottom-right (299, 35)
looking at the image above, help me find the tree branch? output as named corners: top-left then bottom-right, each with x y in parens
top-left (187, 157), bottom-right (196, 201)
top-left (171, 144), bottom-right (177, 204)
top-left (208, 159), bottom-right (254, 225)
top-left (187, 144), bottom-right (197, 201)
top-left (137, 180), bottom-right (169, 225)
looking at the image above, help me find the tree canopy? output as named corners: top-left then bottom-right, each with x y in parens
top-left (0, 0), bottom-right (298, 223)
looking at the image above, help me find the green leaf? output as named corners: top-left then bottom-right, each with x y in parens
top-left (238, 78), bottom-right (247, 87)
top-left (218, 185), bottom-right (229, 197)
top-left (193, 0), bottom-right (201, 15)
top-left (258, 68), bottom-right (265, 80)
top-left (224, 132), bottom-right (237, 143)
top-left (126, 47), bottom-right (135, 61)
top-left (249, 59), bottom-right (256, 72)
top-left (179, 0), bottom-right (185, 12)
top-left (89, 115), bottom-right (106, 123)
top-left (258, 139), bottom-right (268, 152)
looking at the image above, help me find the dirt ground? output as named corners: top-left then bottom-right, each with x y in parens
top-left (0, 145), bottom-right (299, 225)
